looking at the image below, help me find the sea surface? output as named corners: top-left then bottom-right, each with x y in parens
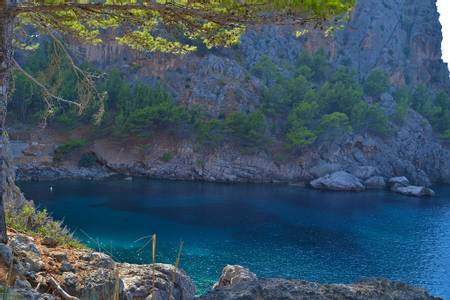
top-left (18, 178), bottom-right (450, 297)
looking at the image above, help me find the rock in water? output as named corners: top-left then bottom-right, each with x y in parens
top-left (213, 265), bottom-right (257, 289)
top-left (392, 185), bottom-right (435, 197)
top-left (310, 171), bottom-right (365, 191)
top-left (388, 176), bottom-right (410, 187)
top-left (200, 266), bottom-right (441, 300)
top-left (364, 176), bottom-right (386, 189)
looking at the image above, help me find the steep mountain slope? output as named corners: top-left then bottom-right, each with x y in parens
top-left (9, 0), bottom-right (450, 186)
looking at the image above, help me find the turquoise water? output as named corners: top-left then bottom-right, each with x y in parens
top-left (18, 179), bottom-right (450, 298)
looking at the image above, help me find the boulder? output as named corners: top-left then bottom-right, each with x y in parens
top-left (351, 166), bottom-right (378, 180)
top-left (392, 185), bottom-right (435, 197)
top-left (388, 176), bottom-right (410, 188)
top-left (117, 263), bottom-right (195, 300)
top-left (310, 171), bottom-right (365, 191)
top-left (364, 176), bottom-right (386, 189)
top-left (79, 252), bottom-right (115, 269)
top-left (61, 262), bottom-right (74, 273)
top-left (9, 234), bottom-right (43, 273)
top-left (50, 251), bottom-right (67, 262)
top-left (62, 251), bottom-right (116, 299)
top-left (213, 265), bottom-right (257, 289)
top-left (0, 243), bottom-right (13, 266)
top-left (9, 235), bottom-right (40, 257)
top-left (41, 237), bottom-right (57, 248)
top-left (310, 162), bottom-right (342, 178)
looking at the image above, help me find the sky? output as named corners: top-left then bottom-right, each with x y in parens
top-left (437, 0), bottom-right (450, 65)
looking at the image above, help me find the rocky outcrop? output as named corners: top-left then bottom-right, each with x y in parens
top-left (118, 263), bottom-right (195, 300)
top-left (212, 265), bottom-right (257, 289)
top-left (310, 171), bottom-right (365, 191)
top-left (1, 232), bottom-right (195, 300)
top-left (387, 176), bottom-right (435, 197)
top-left (200, 266), bottom-right (441, 300)
top-left (200, 277), bottom-right (441, 300)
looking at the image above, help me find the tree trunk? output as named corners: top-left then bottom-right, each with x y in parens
top-left (0, 0), bottom-right (14, 243)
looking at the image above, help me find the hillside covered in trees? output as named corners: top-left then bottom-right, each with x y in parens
top-left (7, 0), bottom-right (450, 187)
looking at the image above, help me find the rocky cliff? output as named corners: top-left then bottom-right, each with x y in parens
top-left (9, 0), bottom-right (450, 187)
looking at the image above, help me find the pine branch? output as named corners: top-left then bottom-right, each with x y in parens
top-left (12, 58), bottom-right (82, 108)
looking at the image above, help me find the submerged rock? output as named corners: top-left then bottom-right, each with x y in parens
top-left (392, 185), bottom-right (435, 197)
top-left (310, 171), bottom-right (365, 191)
top-left (199, 266), bottom-right (441, 300)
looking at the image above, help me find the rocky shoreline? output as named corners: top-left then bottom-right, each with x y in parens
top-left (9, 98), bottom-right (450, 198)
top-left (0, 232), bottom-right (442, 300)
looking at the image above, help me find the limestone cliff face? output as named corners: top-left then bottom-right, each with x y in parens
top-left (65, 0), bottom-right (450, 122)
top-left (11, 0), bottom-right (450, 186)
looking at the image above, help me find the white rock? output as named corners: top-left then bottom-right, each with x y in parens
top-left (364, 176), bottom-right (386, 189)
top-left (392, 185), bottom-right (435, 197)
top-left (213, 265), bottom-right (257, 289)
top-left (310, 171), bottom-right (365, 191)
top-left (388, 176), bottom-right (410, 187)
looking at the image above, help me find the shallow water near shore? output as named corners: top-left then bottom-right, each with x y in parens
top-left (18, 178), bottom-right (450, 297)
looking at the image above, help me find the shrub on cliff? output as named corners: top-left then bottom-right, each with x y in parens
top-left (54, 139), bottom-right (87, 162)
top-left (224, 111), bottom-right (269, 150)
top-left (393, 88), bottom-right (412, 125)
top-left (364, 70), bottom-right (390, 98)
top-left (78, 152), bottom-right (98, 168)
top-left (318, 112), bottom-right (352, 140)
top-left (6, 204), bottom-right (84, 249)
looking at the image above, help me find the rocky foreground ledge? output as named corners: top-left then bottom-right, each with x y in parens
top-left (0, 233), bottom-right (441, 300)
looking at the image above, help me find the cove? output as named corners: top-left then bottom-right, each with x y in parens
top-left (18, 178), bottom-right (450, 298)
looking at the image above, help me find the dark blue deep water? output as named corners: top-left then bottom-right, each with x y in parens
top-left (18, 179), bottom-right (450, 297)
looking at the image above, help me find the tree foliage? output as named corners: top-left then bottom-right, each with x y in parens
top-left (364, 69), bottom-right (390, 97)
top-left (256, 50), bottom-right (392, 149)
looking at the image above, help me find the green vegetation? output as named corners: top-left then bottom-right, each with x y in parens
top-left (10, 46), bottom-right (450, 155)
top-left (6, 204), bottom-right (84, 249)
top-left (78, 152), bottom-right (98, 168)
top-left (258, 50), bottom-right (392, 149)
top-left (161, 152), bottom-right (174, 162)
top-left (392, 84), bottom-right (450, 139)
top-left (364, 69), bottom-right (390, 97)
top-left (54, 139), bottom-right (87, 161)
